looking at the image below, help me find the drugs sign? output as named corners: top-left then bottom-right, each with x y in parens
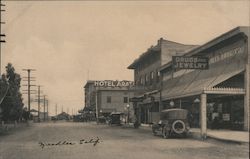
top-left (172, 56), bottom-right (209, 69)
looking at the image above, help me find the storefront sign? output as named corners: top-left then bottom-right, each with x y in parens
top-left (172, 56), bottom-right (209, 69)
top-left (94, 80), bottom-right (134, 87)
top-left (209, 46), bottom-right (244, 64)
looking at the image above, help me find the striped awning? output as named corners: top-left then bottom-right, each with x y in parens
top-left (161, 58), bottom-right (245, 100)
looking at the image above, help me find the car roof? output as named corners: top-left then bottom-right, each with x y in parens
top-left (110, 112), bottom-right (124, 115)
top-left (161, 108), bottom-right (187, 113)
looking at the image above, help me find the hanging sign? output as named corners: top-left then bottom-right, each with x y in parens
top-left (172, 56), bottom-right (209, 69)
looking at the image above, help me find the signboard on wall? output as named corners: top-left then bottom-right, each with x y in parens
top-left (172, 56), bottom-right (209, 69)
top-left (94, 80), bottom-right (134, 87)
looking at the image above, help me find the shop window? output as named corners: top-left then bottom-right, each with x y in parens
top-left (124, 97), bottom-right (128, 103)
top-left (151, 103), bottom-right (159, 112)
top-left (107, 96), bottom-right (111, 103)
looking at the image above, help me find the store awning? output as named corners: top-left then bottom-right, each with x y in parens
top-left (161, 59), bottom-right (245, 100)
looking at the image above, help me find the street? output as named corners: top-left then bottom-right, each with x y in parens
top-left (0, 122), bottom-right (249, 159)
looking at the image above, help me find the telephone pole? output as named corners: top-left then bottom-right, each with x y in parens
top-left (46, 99), bottom-right (49, 120)
top-left (37, 85), bottom-right (42, 121)
top-left (43, 95), bottom-right (46, 121)
top-left (0, 1), bottom-right (6, 76)
top-left (22, 69), bottom-right (36, 115)
top-left (55, 104), bottom-right (57, 116)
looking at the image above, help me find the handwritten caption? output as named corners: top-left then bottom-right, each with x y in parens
top-left (39, 137), bottom-right (102, 148)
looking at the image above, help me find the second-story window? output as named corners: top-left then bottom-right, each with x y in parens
top-left (123, 97), bottom-right (128, 103)
top-left (150, 71), bottom-right (154, 80)
top-left (107, 96), bottom-right (111, 103)
top-left (145, 74), bottom-right (149, 85)
top-left (156, 70), bottom-right (160, 83)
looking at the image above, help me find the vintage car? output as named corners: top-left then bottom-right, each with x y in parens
top-left (152, 108), bottom-right (190, 138)
top-left (108, 112), bottom-right (124, 125)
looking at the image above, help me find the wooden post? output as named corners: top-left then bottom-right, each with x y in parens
top-left (95, 91), bottom-right (99, 124)
top-left (200, 93), bottom-right (207, 139)
top-left (244, 41), bottom-right (249, 131)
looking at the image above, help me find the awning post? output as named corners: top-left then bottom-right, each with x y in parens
top-left (200, 93), bottom-right (207, 139)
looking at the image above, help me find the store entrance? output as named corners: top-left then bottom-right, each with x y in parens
top-left (207, 95), bottom-right (244, 130)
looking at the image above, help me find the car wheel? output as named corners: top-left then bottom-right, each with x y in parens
top-left (172, 120), bottom-right (185, 134)
top-left (162, 127), bottom-right (169, 139)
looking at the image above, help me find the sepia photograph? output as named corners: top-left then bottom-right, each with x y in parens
top-left (0, 0), bottom-right (249, 159)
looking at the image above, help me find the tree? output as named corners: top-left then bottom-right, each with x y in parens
top-left (0, 63), bottom-right (24, 121)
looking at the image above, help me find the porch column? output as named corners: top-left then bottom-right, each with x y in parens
top-left (138, 105), bottom-right (141, 124)
top-left (244, 54), bottom-right (249, 131)
top-left (200, 93), bottom-right (207, 139)
top-left (95, 91), bottom-right (99, 123)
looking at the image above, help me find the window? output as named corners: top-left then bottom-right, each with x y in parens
top-left (140, 76), bottom-right (144, 85)
top-left (156, 70), bottom-right (160, 83)
top-left (107, 96), bottom-right (111, 103)
top-left (124, 97), bottom-right (128, 103)
top-left (150, 71), bottom-right (154, 80)
top-left (145, 74), bottom-right (149, 84)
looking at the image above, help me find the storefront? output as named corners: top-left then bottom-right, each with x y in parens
top-left (160, 26), bottom-right (249, 137)
top-left (84, 80), bottom-right (135, 122)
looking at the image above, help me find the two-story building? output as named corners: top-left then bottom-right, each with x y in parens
top-left (160, 26), bottom-right (249, 137)
top-left (84, 80), bottom-right (135, 121)
top-left (128, 38), bottom-right (198, 124)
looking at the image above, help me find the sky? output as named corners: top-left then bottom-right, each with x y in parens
top-left (1, 0), bottom-right (249, 115)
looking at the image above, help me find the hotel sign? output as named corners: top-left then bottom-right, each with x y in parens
top-left (94, 80), bottom-right (134, 87)
top-left (172, 56), bottom-right (209, 69)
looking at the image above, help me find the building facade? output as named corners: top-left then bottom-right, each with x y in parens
top-left (160, 27), bottom-right (249, 136)
top-left (128, 26), bottom-right (249, 138)
top-left (84, 80), bottom-right (135, 121)
top-left (128, 38), bottom-right (198, 124)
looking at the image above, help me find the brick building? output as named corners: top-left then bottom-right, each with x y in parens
top-left (128, 38), bottom-right (197, 124)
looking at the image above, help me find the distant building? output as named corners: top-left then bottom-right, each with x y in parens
top-left (57, 112), bottom-right (71, 120)
top-left (128, 38), bottom-right (197, 124)
top-left (84, 80), bottom-right (135, 121)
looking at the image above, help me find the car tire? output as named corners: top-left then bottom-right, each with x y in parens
top-left (172, 120), bottom-right (185, 134)
top-left (162, 127), bottom-right (169, 139)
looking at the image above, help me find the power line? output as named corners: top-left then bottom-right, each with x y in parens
top-left (22, 69), bottom-right (36, 115)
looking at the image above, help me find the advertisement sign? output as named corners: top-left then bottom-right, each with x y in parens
top-left (94, 80), bottom-right (134, 87)
top-left (172, 56), bottom-right (209, 69)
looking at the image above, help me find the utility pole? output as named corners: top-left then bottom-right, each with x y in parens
top-left (55, 104), bottom-right (57, 116)
top-left (22, 69), bottom-right (36, 115)
top-left (37, 85), bottom-right (42, 121)
top-left (0, 1), bottom-right (6, 76)
top-left (46, 99), bottom-right (49, 120)
top-left (43, 95), bottom-right (46, 121)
